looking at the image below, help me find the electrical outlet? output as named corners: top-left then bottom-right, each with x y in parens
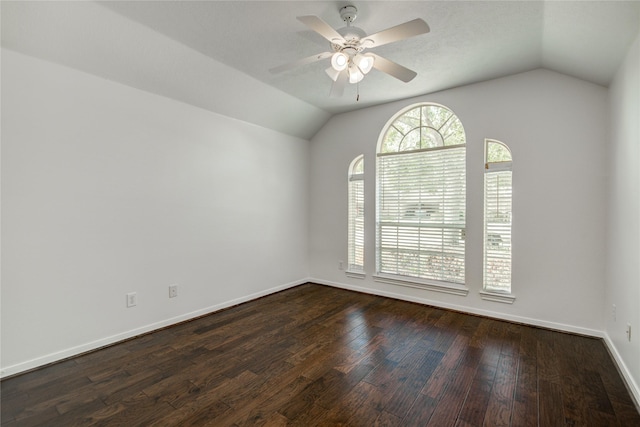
top-left (169, 284), bottom-right (178, 298)
top-left (126, 292), bottom-right (137, 308)
top-left (612, 304), bottom-right (616, 322)
top-left (626, 323), bottom-right (632, 342)
top-left (338, 260), bottom-right (344, 270)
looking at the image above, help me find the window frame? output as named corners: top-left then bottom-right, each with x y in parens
top-left (481, 139), bottom-right (515, 303)
top-left (347, 155), bottom-right (365, 278)
top-left (374, 103), bottom-right (468, 296)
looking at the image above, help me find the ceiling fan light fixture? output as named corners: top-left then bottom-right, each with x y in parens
top-left (354, 53), bottom-right (374, 74)
top-left (348, 63), bottom-right (364, 84)
top-left (331, 52), bottom-right (348, 71)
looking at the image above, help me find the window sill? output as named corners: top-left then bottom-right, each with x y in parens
top-left (373, 274), bottom-right (469, 297)
top-left (479, 291), bottom-right (516, 304)
top-left (345, 270), bottom-right (366, 279)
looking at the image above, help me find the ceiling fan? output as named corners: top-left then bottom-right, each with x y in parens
top-left (269, 5), bottom-right (430, 98)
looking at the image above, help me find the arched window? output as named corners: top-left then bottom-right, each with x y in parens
top-left (376, 104), bottom-right (466, 289)
top-left (483, 139), bottom-right (513, 295)
top-left (348, 155), bottom-right (364, 273)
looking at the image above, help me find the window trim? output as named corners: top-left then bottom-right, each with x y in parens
top-left (373, 273), bottom-right (469, 296)
top-left (480, 290), bottom-right (516, 304)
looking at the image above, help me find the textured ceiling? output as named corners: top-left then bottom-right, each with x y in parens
top-left (2, 1), bottom-right (639, 138)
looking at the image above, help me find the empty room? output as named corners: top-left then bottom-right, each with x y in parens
top-left (1, 1), bottom-right (639, 425)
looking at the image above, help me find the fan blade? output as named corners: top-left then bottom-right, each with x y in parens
top-left (330, 70), bottom-right (348, 97)
top-left (362, 18), bottom-right (430, 48)
top-left (297, 15), bottom-right (345, 45)
top-left (369, 53), bottom-right (417, 83)
top-left (269, 52), bottom-right (332, 74)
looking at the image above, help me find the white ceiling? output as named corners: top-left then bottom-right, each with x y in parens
top-left (2, 1), bottom-right (639, 139)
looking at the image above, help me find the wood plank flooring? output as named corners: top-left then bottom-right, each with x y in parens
top-left (2, 283), bottom-right (639, 426)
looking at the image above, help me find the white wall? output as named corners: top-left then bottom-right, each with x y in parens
top-left (309, 69), bottom-right (608, 335)
top-left (606, 30), bottom-right (640, 403)
top-left (0, 49), bottom-right (310, 376)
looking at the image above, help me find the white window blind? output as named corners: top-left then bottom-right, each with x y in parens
top-left (484, 140), bottom-right (512, 293)
top-left (377, 145), bottom-right (466, 284)
top-left (348, 157), bottom-right (364, 272)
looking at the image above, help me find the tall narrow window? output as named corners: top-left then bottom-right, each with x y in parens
top-left (376, 104), bottom-right (466, 290)
top-left (348, 155), bottom-right (364, 273)
top-left (483, 139), bottom-right (513, 295)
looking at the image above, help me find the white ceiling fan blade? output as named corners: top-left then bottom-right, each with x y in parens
top-left (297, 15), bottom-right (345, 45)
top-left (269, 52), bottom-right (332, 74)
top-left (369, 53), bottom-right (417, 83)
top-left (330, 70), bottom-right (348, 97)
top-left (362, 18), bottom-right (430, 48)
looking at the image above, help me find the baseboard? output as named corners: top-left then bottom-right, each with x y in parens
top-left (0, 278), bottom-right (306, 379)
top-left (310, 277), bottom-right (604, 338)
top-left (603, 333), bottom-right (640, 411)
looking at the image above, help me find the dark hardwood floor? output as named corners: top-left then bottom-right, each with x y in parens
top-left (2, 283), bottom-right (639, 426)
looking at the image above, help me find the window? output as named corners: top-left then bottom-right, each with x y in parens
top-left (348, 155), bottom-right (364, 274)
top-left (376, 104), bottom-right (466, 291)
top-left (483, 139), bottom-right (513, 296)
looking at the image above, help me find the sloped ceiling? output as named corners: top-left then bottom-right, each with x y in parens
top-left (2, 1), bottom-right (639, 139)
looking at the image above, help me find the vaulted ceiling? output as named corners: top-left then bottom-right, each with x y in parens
top-left (2, 1), bottom-right (639, 139)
